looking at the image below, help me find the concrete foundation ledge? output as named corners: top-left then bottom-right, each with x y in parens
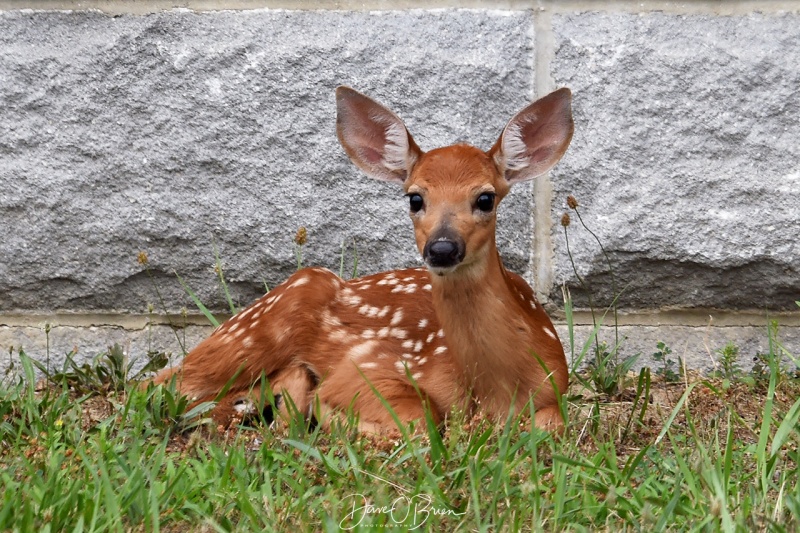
top-left (2, 310), bottom-right (797, 378)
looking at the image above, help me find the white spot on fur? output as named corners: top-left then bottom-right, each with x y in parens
top-left (391, 309), bottom-right (404, 326)
top-left (358, 304), bottom-right (370, 315)
top-left (361, 329), bottom-right (376, 339)
top-left (426, 332), bottom-right (435, 343)
top-left (378, 306), bottom-right (390, 318)
top-left (321, 310), bottom-right (343, 327)
top-left (286, 276), bottom-right (309, 289)
top-left (329, 329), bottom-right (356, 343)
top-left (402, 340), bottom-right (414, 349)
top-left (360, 362), bottom-right (379, 370)
top-left (543, 327), bottom-right (557, 340)
top-left (530, 300), bottom-right (537, 309)
top-left (423, 284), bottom-right (432, 291)
top-left (274, 327), bottom-right (289, 343)
top-left (394, 361), bottom-right (408, 374)
top-left (418, 357), bottom-right (427, 365)
top-left (437, 329), bottom-right (444, 338)
top-left (242, 336), bottom-right (253, 348)
top-left (348, 340), bottom-right (378, 361)
top-left (434, 346), bottom-right (447, 355)
top-left (345, 295), bottom-right (362, 306)
top-left (413, 340), bottom-right (423, 353)
top-left (390, 328), bottom-right (408, 339)
top-left (411, 372), bottom-right (423, 380)
top-left (418, 318), bottom-right (428, 329)
top-left (387, 279), bottom-right (399, 286)
top-left (401, 353), bottom-right (413, 359)
top-left (377, 279), bottom-right (389, 286)
top-left (378, 327), bottom-right (390, 338)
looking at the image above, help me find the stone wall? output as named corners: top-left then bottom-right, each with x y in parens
top-left (1, 1), bottom-right (798, 374)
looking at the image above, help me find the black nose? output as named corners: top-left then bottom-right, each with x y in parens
top-left (424, 238), bottom-right (465, 268)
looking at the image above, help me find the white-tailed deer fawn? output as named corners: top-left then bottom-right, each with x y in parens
top-left (153, 86), bottom-right (573, 432)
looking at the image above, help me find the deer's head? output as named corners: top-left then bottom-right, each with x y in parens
top-left (336, 87), bottom-right (574, 278)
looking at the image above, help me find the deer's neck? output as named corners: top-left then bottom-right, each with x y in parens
top-left (430, 249), bottom-right (536, 415)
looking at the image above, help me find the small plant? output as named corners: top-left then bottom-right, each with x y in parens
top-left (339, 237), bottom-right (360, 279)
top-left (562, 195), bottom-right (620, 347)
top-left (212, 241), bottom-right (238, 315)
top-left (583, 341), bottom-right (640, 398)
top-left (652, 341), bottom-right (680, 382)
top-left (140, 380), bottom-right (214, 433)
top-left (138, 250), bottom-right (188, 354)
top-left (713, 341), bottom-right (742, 381)
top-left (294, 226), bottom-right (308, 270)
top-left (33, 344), bottom-right (169, 395)
top-left (562, 194), bottom-right (629, 397)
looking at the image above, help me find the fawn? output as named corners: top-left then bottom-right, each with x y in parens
top-left (154, 86), bottom-right (574, 432)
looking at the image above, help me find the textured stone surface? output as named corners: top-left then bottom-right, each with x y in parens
top-left (4, 319), bottom-right (797, 378)
top-left (0, 322), bottom-right (209, 377)
top-left (2, 7), bottom-right (799, 377)
top-left (551, 12), bottom-right (800, 311)
top-left (0, 9), bottom-right (536, 313)
top-left (559, 323), bottom-right (800, 376)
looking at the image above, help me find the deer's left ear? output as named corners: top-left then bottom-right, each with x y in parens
top-left (489, 88), bottom-right (574, 185)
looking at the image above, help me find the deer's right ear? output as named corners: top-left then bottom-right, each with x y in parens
top-left (336, 86), bottom-right (422, 184)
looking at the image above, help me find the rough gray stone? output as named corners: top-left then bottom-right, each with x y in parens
top-left (551, 12), bottom-right (800, 311)
top-left (560, 323), bottom-right (800, 377)
top-left (5, 319), bottom-right (797, 379)
top-left (0, 9), bottom-right (536, 314)
top-left (0, 322), bottom-right (209, 378)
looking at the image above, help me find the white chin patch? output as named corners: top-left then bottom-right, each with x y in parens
top-left (426, 264), bottom-right (458, 276)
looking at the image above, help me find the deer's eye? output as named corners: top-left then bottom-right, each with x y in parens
top-left (408, 193), bottom-right (424, 213)
top-left (476, 193), bottom-right (495, 213)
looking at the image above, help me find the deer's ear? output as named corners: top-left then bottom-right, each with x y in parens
top-left (336, 86), bottom-right (422, 184)
top-left (489, 88), bottom-right (574, 185)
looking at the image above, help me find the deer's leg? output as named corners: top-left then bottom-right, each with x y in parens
top-left (200, 364), bottom-right (316, 427)
top-left (314, 363), bottom-right (441, 434)
top-left (149, 267), bottom-right (341, 402)
top-left (265, 364), bottom-right (316, 423)
top-left (533, 403), bottom-right (565, 433)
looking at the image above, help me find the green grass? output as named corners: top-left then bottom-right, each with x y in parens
top-left (2, 329), bottom-right (799, 532)
top-left (2, 233), bottom-right (798, 530)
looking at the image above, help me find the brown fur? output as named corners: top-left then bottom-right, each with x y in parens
top-left (152, 87), bottom-right (574, 433)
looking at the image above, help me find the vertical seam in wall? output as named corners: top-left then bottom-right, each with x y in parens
top-left (532, 6), bottom-right (556, 304)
